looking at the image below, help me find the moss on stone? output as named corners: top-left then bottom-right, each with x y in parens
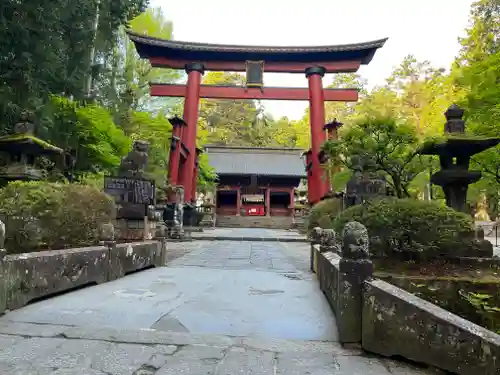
top-left (0, 134), bottom-right (63, 154)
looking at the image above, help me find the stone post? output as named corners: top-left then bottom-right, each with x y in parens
top-left (0, 219), bottom-right (6, 261)
top-left (310, 227), bottom-right (322, 273)
top-left (99, 222), bottom-right (116, 281)
top-left (337, 221), bottom-right (373, 345)
top-left (153, 221), bottom-right (168, 267)
top-left (172, 186), bottom-right (185, 239)
top-left (0, 219), bottom-right (8, 314)
top-left (310, 227), bottom-right (337, 273)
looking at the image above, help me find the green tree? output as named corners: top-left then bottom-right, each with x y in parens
top-left (323, 116), bottom-right (425, 198)
top-left (455, 0), bottom-right (500, 208)
top-left (0, 0), bottom-right (147, 128)
top-left (198, 72), bottom-right (258, 145)
top-left (458, 0), bottom-right (499, 64)
top-left (38, 96), bottom-right (130, 175)
top-left (99, 7), bottom-right (181, 121)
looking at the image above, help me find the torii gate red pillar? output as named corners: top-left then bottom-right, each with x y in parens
top-left (181, 63), bottom-right (204, 203)
top-left (167, 116), bottom-right (186, 186)
top-left (306, 67), bottom-right (329, 204)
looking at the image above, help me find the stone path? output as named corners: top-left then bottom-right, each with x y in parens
top-left (0, 229), bottom-right (440, 374)
top-left (191, 227), bottom-right (307, 242)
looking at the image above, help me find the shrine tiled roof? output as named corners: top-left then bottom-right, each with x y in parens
top-left (205, 145), bottom-right (306, 178)
top-left (127, 31), bottom-right (388, 64)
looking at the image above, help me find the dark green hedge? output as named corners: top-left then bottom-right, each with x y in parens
top-left (305, 198), bottom-right (343, 235)
top-left (333, 199), bottom-right (477, 260)
top-left (0, 181), bottom-right (116, 253)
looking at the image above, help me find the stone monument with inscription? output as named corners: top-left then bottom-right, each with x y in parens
top-left (105, 141), bottom-right (157, 240)
top-left (344, 155), bottom-right (387, 208)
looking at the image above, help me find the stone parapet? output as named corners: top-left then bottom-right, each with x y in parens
top-left (0, 240), bottom-right (167, 313)
top-left (363, 279), bottom-right (500, 375)
top-left (311, 225), bottom-right (500, 374)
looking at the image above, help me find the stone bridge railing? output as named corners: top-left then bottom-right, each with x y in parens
top-left (310, 224), bottom-right (500, 375)
top-left (0, 220), bottom-right (167, 314)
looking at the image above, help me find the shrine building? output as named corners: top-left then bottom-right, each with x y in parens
top-left (205, 145), bottom-right (305, 228)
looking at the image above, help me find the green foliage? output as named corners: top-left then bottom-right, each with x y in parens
top-left (122, 110), bottom-right (172, 184)
top-left (39, 96), bottom-right (131, 174)
top-left (305, 198), bottom-right (344, 234)
top-left (0, 0), bottom-right (148, 129)
top-left (0, 181), bottom-right (115, 253)
top-left (197, 154), bottom-right (217, 192)
top-left (458, 0), bottom-right (499, 64)
top-left (333, 199), bottom-right (475, 259)
top-left (459, 291), bottom-right (500, 333)
top-left (199, 72), bottom-right (259, 146)
top-left (323, 116), bottom-right (426, 198)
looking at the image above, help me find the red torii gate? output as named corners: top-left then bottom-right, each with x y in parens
top-left (127, 32), bottom-right (387, 204)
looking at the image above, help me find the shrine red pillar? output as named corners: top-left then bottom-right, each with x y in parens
top-left (191, 148), bottom-right (202, 203)
top-left (303, 150), bottom-right (314, 204)
top-left (167, 116), bottom-right (186, 186)
top-left (306, 67), bottom-right (329, 204)
top-left (265, 188), bottom-right (271, 216)
top-left (181, 63), bottom-right (204, 203)
top-left (236, 187), bottom-right (241, 216)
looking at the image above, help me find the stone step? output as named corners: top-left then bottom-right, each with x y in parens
top-left (0, 320), bottom-right (353, 354)
top-left (0, 321), bottom-right (442, 375)
top-left (215, 215), bottom-right (296, 229)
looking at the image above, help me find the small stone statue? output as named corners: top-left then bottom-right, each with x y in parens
top-left (311, 227), bottom-right (323, 244)
top-left (321, 229), bottom-right (336, 247)
top-left (341, 221), bottom-right (369, 259)
top-left (13, 110), bottom-right (35, 135)
top-left (172, 186), bottom-right (185, 238)
top-left (118, 140), bottom-right (150, 178)
top-left (99, 222), bottom-right (115, 244)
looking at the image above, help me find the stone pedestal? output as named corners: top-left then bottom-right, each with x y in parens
top-left (0, 219), bottom-right (7, 313)
top-left (115, 219), bottom-right (157, 241)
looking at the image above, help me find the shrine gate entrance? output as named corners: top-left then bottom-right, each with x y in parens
top-left (128, 32), bottom-right (387, 205)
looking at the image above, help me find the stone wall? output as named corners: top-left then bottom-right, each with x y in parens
top-left (0, 240), bottom-right (167, 313)
top-left (216, 215), bottom-right (294, 229)
top-left (310, 225), bottom-right (500, 375)
top-left (378, 274), bottom-right (500, 335)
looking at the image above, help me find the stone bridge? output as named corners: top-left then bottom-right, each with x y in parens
top-left (0, 228), bottom-right (496, 374)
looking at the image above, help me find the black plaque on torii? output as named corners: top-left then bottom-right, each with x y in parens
top-left (245, 61), bottom-right (264, 92)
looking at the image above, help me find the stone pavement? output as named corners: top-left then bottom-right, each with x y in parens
top-left (191, 227), bottom-right (307, 242)
top-left (0, 229), bottom-right (441, 374)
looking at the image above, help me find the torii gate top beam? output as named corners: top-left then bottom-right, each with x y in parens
top-left (126, 31), bottom-right (387, 74)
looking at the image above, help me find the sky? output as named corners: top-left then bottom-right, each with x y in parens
top-left (150, 0), bottom-right (475, 120)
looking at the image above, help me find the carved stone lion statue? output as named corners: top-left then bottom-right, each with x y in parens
top-left (341, 221), bottom-right (369, 259)
top-left (118, 140), bottom-right (149, 177)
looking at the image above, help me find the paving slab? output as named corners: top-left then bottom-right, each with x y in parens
top-left (0, 323), bottom-right (441, 375)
